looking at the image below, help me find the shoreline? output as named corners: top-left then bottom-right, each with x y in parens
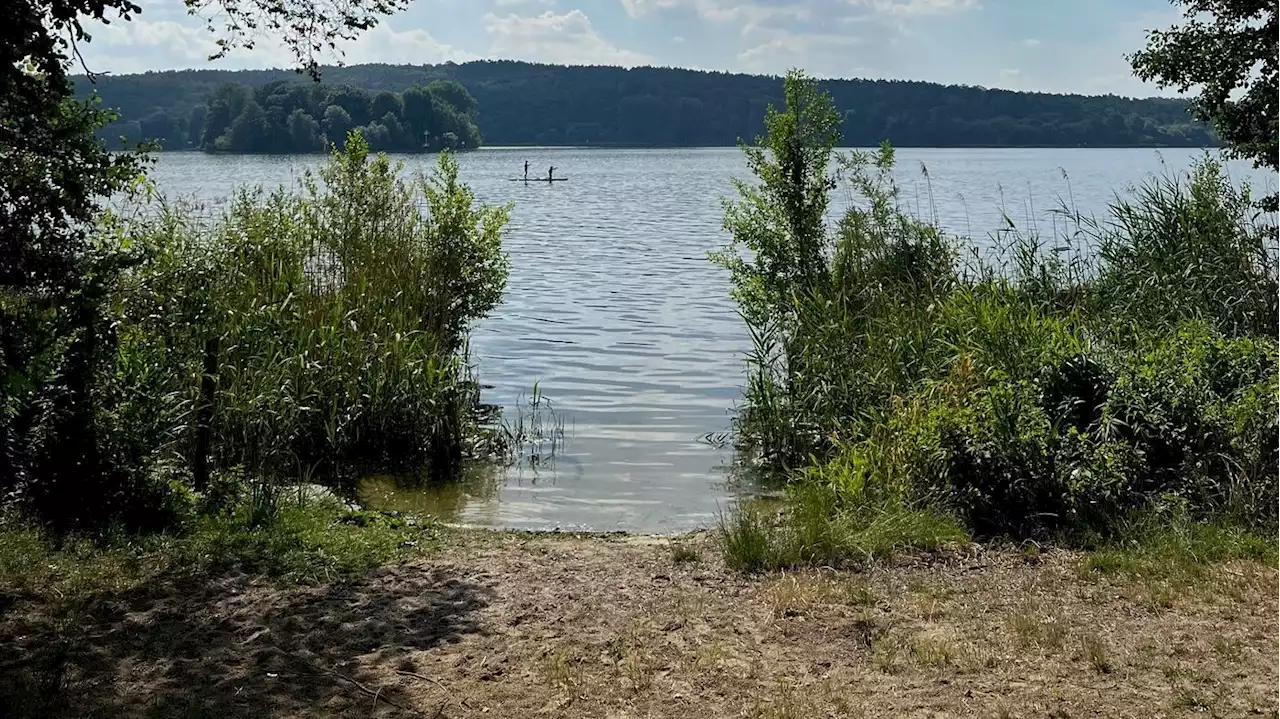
top-left (124, 143), bottom-right (1227, 154)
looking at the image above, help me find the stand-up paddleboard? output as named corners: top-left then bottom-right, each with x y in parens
top-left (509, 177), bottom-right (569, 182)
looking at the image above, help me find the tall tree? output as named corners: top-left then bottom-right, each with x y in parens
top-left (323, 104), bottom-right (354, 145)
top-left (371, 90), bottom-right (404, 120)
top-left (287, 108), bottom-right (321, 151)
top-left (1130, 0), bottom-right (1277, 208)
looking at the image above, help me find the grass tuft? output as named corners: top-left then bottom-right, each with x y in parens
top-left (720, 488), bottom-right (970, 573)
top-left (669, 541), bottom-right (701, 565)
top-left (1080, 633), bottom-right (1114, 674)
top-left (1079, 514), bottom-right (1277, 585)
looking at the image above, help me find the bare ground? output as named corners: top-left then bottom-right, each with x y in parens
top-left (1, 531), bottom-right (1275, 718)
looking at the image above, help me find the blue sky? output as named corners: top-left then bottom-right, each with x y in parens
top-left (82, 0), bottom-right (1186, 97)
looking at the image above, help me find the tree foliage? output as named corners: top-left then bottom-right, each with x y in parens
top-left (713, 70), bottom-right (841, 331)
top-left (1, 0), bottom-right (152, 524)
top-left (1129, 0), bottom-right (1277, 207)
top-left (184, 0), bottom-right (412, 78)
top-left (201, 80), bottom-right (481, 153)
top-left (78, 61), bottom-right (1217, 151)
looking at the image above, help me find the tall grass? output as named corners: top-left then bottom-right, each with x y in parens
top-left (7, 130), bottom-right (511, 529)
top-left (715, 71), bottom-right (1277, 568)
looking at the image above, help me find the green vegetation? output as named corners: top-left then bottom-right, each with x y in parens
top-left (3, 131), bottom-right (510, 532)
top-left (194, 79), bottom-right (482, 153)
top-left (79, 60), bottom-right (1216, 151)
top-left (714, 70), bottom-right (1277, 570)
top-left (1129, 0), bottom-right (1276, 209)
top-left (721, 488), bottom-right (970, 573)
top-left (1080, 513), bottom-right (1276, 584)
top-left (0, 497), bottom-right (438, 602)
top-left (3, 0), bottom-right (427, 537)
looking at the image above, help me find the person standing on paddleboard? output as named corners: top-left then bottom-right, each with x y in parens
top-left (548, 165), bottom-right (555, 181)
top-left (524, 160), bottom-right (529, 180)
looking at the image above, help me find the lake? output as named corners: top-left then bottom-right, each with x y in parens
top-left (143, 147), bottom-right (1274, 533)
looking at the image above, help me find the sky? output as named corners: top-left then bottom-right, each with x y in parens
top-left (80, 0), bottom-right (1188, 97)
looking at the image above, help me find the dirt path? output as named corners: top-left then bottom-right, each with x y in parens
top-left (2, 532), bottom-right (1275, 718)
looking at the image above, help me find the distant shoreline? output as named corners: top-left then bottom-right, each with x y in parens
top-left (134, 142), bottom-right (1225, 155)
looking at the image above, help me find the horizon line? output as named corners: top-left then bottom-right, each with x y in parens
top-left (73, 59), bottom-right (1187, 104)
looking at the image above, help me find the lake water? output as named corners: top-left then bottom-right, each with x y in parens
top-left (144, 147), bottom-right (1274, 533)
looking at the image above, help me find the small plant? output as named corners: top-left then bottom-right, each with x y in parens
top-left (1172, 690), bottom-right (1212, 710)
top-left (908, 634), bottom-right (955, 668)
top-left (869, 631), bottom-right (900, 674)
top-left (1008, 613), bottom-right (1042, 648)
top-left (670, 541), bottom-right (700, 565)
top-left (845, 580), bottom-right (877, 607)
top-left (719, 502), bottom-right (783, 573)
top-left (621, 651), bottom-right (655, 694)
top-left (539, 647), bottom-right (583, 692)
top-left (1041, 619), bottom-right (1068, 651)
top-left (605, 635), bottom-right (626, 663)
top-left (1079, 633), bottom-right (1113, 674)
top-left (1211, 637), bottom-right (1243, 662)
top-left (493, 381), bottom-right (567, 471)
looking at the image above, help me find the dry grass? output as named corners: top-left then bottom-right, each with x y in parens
top-left (0, 530), bottom-right (1275, 718)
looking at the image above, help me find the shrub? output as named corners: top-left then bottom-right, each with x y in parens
top-left (716, 71), bottom-right (1277, 567)
top-left (2, 130), bottom-right (510, 531)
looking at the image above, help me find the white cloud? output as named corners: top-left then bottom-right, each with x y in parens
top-left (620, 0), bottom-right (681, 18)
top-left (483, 10), bottom-right (651, 66)
top-left (342, 26), bottom-right (476, 65)
top-left (83, 18), bottom-right (237, 74)
top-left (617, 0), bottom-right (975, 68)
top-left (82, 15), bottom-right (471, 74)
top-left (865, 0), bottom-right (980, 17)
top-left (1021, 38), bottom-right (1040, 48)
top-left (738, 31), bottom-right (860, 75)
top-left (624, 0), bottom-right (977, 23)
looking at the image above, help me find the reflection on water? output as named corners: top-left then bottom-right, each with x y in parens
top-left (356, 446), bottom-right (780, 531)
top-left (143, 148), bottom-right (1273, 534)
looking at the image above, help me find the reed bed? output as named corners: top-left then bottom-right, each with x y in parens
top-left (714, 71), bottom-right (1278, 570)
top-left (8, 131), bottom-right (511, 529)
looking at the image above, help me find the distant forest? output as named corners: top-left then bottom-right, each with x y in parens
top-left (194, 80), bottom-right (482, 153)
top-left (76, 61), bottom-right (1217, 151)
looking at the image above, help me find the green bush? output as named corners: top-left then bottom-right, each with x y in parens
top-left (716, 71), bottom-right (1278, 565)
top-left (119, 130), bottom-right (511, 487)
top-left (2, 130), bottom-right (510, 531)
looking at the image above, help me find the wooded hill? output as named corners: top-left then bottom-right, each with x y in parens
top-left (77, 60), bottom-right (1215, 151)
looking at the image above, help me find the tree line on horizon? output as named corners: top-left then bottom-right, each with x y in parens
top-left (82, 61), bottom-right (1216, 152)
